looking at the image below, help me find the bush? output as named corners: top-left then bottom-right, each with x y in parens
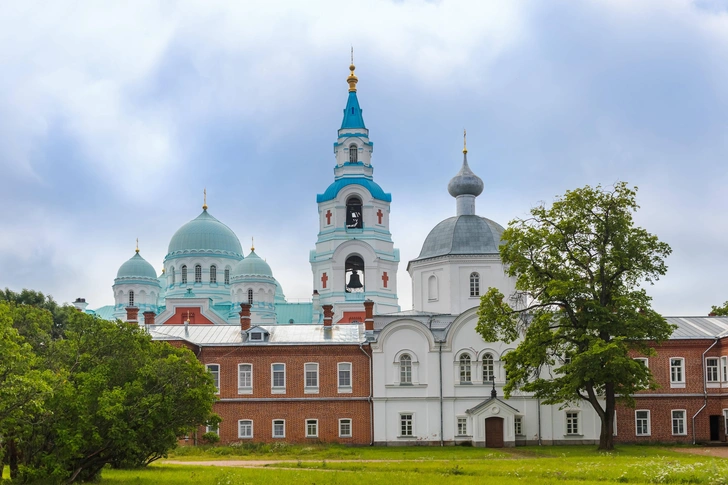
top-left (201, 432), bottom-right (221, 445)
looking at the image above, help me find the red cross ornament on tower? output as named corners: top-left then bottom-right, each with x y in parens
top-left (321, 272), bottom-right (328, 289)
top-left (325, 210), bottom-right (332, 225)
top-left (376, 209), bottom-right (383, 224)
top-left (381, 271), bottom-right (389, 288)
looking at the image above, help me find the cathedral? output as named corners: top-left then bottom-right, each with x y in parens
top-left (78, 62), bottom-right (728, 447)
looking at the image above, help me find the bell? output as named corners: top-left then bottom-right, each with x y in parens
top-left (347, 270), bottom-right (363, 289)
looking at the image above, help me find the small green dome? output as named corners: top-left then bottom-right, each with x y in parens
top-left (116, 252), bottom-right (158, 279)
top-left (232, 250), bottom-right (273, 277)
top-left (167, 209), bottom-right (243, 257)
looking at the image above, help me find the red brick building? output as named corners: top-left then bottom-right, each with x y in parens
top-left (616, 316), bottom-right (728, 444)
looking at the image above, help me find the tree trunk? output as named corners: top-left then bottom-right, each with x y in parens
top-left (8, 438), bottom-right (19, 479)
top-left (598, 383), bottom-right (616, 451)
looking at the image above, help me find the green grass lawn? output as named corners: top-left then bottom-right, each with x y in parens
top-left (92, 445), bottom-right (728, 485)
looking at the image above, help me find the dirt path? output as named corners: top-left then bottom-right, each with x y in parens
top-left (162, 459), bottom-right (445, 468)
top-left (668, 447), bottom-right (728, 458)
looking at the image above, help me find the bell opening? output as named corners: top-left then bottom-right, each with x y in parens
top-left (345, 255), bottom-right (365, 293)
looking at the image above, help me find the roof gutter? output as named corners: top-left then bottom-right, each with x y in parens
top-left (359, 340), bottom-right (374, 446)
top-left (692, 337), bottom-right (719, 444)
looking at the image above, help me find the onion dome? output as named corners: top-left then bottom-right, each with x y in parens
top-left (116, 251), bottom-right (158, 279)
top-left (447, 152), bottom-right (483, 198)
top-left (167, 208), bottom-right (243, 258)
top-left (232, 250), bottom-right (273, 277)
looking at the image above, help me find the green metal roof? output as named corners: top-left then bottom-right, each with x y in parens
top-left (167, 209), bottom-right (243, 257)
top-left (276, 302), bottom-right (314, 324)
top-left (116, 252), bottom-right (158, 279)
top-left (232, 250), bottom-right (273, 277)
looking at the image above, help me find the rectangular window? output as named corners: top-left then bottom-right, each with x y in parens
top-left (339, 418), bottom-right (352, 438)
top-left (206, 424), bottom-right (219, 435)
top-left (707, 358), bottom-right (719, 382)
top-left (238, 420), bottom-right (253, 439)
top-left (306, 419), bottom-right (318, 438)
top-left (634, 357), bottom-right (648, 368)
top-left (224, 268), bottom-right (230, 285)
top-left (670, 358), bottom-right (685, 385)
top-left (724, 409), bottom-right (728, 437)
top-left (238, 364), bottom-right (252, 393)
top-left (206, 364), bottom-right (220, 393)
top-left (635, 410), bottom-right (650, 436)
top-left (457, 417), bottom-right (467, 436)
top-left (272, 419), bottom-right (285, 438)
top-left (400, 413), bottom-right (413, 437)
top-left (272, 363), bottom-right (286, 391)
top-left (672, 410), bottom-right (686, 435)
top-left (566, 412), bottom-right (579, 435)
top-left (305, 363), bottom-right (319, 389)
top-left (514, 416), bottom-right (523, 436)
top-left (722, 357), bottom-right (728, 382)
top-left (338, 362), bottom-right (352, 389)
top-left (249, 332), bottom-right (263, 341)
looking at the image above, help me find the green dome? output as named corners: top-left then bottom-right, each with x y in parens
top-left (116, 252), bottom-right (158, 279)
top-left (232, 250), bottom-right (273, 277)
top-left (167, 209), bottom-right (243, 257)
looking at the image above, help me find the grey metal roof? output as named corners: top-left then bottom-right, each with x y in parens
top-left (665, 316), bottom-right (728, 339)
top-left (148, 323), bottom-right (365, 346)
top-left (412, 215), bottom-right (505, 262)
top-left (447, 153), bottom-right (483, 198)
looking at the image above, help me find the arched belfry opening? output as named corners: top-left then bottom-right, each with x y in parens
top-left (349, 144), bottom-right (358, 163)
top-left (346, 196), bottom-right (363, 229)
top-left (345, 255), bottom-right (365, 293)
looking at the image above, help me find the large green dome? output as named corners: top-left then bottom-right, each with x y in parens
top-left (116, 252), bottom-right (158, 280)
top-left (232, 250), bottom-right (273, 277)
top-left (167, 209), bottom-right (243, 258)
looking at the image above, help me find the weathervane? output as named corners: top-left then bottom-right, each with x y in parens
top-left (463, 129), bottom-right (468, 154)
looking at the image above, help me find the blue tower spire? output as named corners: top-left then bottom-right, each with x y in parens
top-left (340, 61), bottom-right (366, 129)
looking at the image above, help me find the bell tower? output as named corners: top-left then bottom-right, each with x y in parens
top-left (309, 58), bottom-right (400, 322)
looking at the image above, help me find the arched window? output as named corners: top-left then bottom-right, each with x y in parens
top-left (224, 268), bottom-right (230, 285)
top-left (459, 354), bottom-right (472, 383)
top-left (181, 265), bottom-right (187, 284)
top-left (346, 196), bottom-right (363, 229)
top-left (469, 272), bottom-right (480, 297)
top-left (128, 290), bottom-right (135, 307)
top-left (210, 265), bottom-right (217, 284)
top-left (194, 264), bottom-right (202, 283)
top-left (427, 275), bottom-right (438, 301)
top-left (400, 354), bottom-right (412, 384)
top-left (247, 289), bottom-right (254, 305)
top-left (483, 353), bottom-right (494, 382)
top-left (349, 144), bottom-right (358, 163)
top-left (170, 267), bottom-right (175, 285)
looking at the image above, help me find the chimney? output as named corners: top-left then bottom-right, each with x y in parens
top-left (73, 298), bottom-right (88, 311)
top-left (364, 300), bottom-right (374, 331)
top-left (143, 311), bottom-right (156, 326)
top-left (709, 312), bottom-right (716, 317)
top-left (323, 305), bottom-right (334, 327)
top-left (239, 303), bottom-right (252, 331)
top-left (125, 306), bottom-right (139, 323)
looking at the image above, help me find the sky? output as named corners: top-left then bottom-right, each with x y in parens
top-left (1, 0), bottom-right (728, 316)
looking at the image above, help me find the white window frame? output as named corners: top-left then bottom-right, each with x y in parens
top-left (399, 354), bottom-right (413, 385)
top-left (672, 409), bottom-right (687, 436)
top-left (635, 410), bottom-right (651, 436)
top-left (670, 357), bottom-right (685, 388)
top-left (459, 354), bottom-right (472, 384)
top-left (707, 357), bottom-right (720, 382)
top-left (482, 353), bottom-right (495, 382)
top-left (514, 416), bottom-right (523, 436)
top-left (724, 409), bottom-right (728, 437)
top-left (206, 363), bottom-right (220, 394)
top-left (634, 357), bottom-right (648, 368)
top-left (238, 419), bottom-right (253, 439)
top-left (271, 363), bottom-right (286, 394)
top-left (721, 356), bottom-right (728, 383)
top-left (304, 363), bottom-right (319, 393)
top-left (224, 268), bottom-right (230, 285)
top-left (210, 265), bottom-right (217, 284)
top-left (565, 411), bottom-right (580, 436)
top-left (272, 419), bottom-right (286, 439)
top-left (338, 362), bottom-right (352, 393)
top-left (456, 416), bottom-right (468, 436)
top-left (305, 419), bottom-right (318, 438)
top-left (206, 424), bottom-right (219, 435)
top-left (339, 418), bottom-right (352, 438)
top-left (128, 290), bottom-right (134, 307)
top-left (399, 413), bottom-right (414, 437)
top-left (238, 363), bottom-right (253, 394)
top-left (194, 264), bottom-right (202, 283)
top-left (469, 272), bottom-right (480, 297)
top-left (181, 265), bottom-right (187, 284)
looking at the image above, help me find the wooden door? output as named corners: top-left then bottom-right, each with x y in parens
top-left (485, 417), bottom-right (504, 448)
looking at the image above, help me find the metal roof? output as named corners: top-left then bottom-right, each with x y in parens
top-left (412, 215), bottom-right (504, 262)
top-left (148, 323), bottom-right (364, 346)
top-left (665, 316), bottom-right (728, 339)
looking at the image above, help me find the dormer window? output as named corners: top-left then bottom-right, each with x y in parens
top-left (249, 332), bottom-right (263, 341)
top-left (349, 144), bottom-right (358, 163)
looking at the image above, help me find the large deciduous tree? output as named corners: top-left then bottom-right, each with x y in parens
top-left (709, 302), bottom-right (728, 316)
top-left (476, 182), bottom-right (674, 450)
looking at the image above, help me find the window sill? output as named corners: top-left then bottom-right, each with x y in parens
top-left (636, 434), bottom-right (651, 437)
top-left (455, 435), bottom-right (472, 438)
top-left (238, 436), bottom-right (253, 439)
top-left (339, 435), bottom-right (353, 438)
top-left (397, 435), bottom-right (416, 439)
top-left (672, 433), bottom-right (687, 436)
top-left (707, 382), bottom-right (720, 388)
top-left (271, 388), bottom-right (286, 394)
top-left (338, 387), bottom-right (353, 394)
top-left (304, 388), bottom-right (320, 394)
top-left (458, 382), bottom-right (473, 385)
top-left (386, 383), bottom-right (427, 388)
top-left (306, 435), bottom-right (319, 439)
top-left (238, 389), bottom-right (253, 395)
top-left (670, 382), bottom-right (686, 389)
top-left (273, 436), bottom-right (286, 439)
top-left (564, 434), bottom-right (583, 438)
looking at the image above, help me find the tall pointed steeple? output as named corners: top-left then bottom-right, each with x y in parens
top-left (341, 52), bottom-right (366, 130)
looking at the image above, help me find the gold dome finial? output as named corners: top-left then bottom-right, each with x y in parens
top-left (463, 129), bottom-right (468, 154)
top-left (251, 236), bottom-right (255, 252)
top-left (347, 47), bottom-right (358, 92)
top-left (135, 238), bottom-right (139, 253)
top-left (202, 188), bottom-right (208, 210)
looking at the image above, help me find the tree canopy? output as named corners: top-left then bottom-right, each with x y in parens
top-left (0, 289), bottom-right (218, 483)
top-left (709, 301), bottom-right (728, 316)
top-left (476, 182), bottom-right (674, 450)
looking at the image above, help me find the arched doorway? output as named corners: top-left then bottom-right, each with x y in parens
top-left (484, 417), bottom-right (504, 448)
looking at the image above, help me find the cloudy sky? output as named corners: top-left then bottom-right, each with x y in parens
top-left (1, 0), bottom-right (727, 315)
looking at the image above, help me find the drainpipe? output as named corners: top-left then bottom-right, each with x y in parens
top-left (439, 339), bottom-right (444, 446)
top-left (359, 341), bottom-right (374, 446)
top-left (692, 338), bottom-right (719, 444)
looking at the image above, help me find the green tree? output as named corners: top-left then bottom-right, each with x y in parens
top-left (709, 302), bottom-right (728, 316)
top-left (476, 183), bottom-right (674, 451)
